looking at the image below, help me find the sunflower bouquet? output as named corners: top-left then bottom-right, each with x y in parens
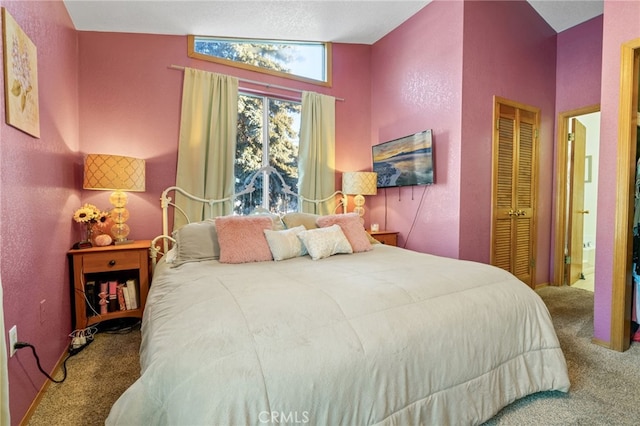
top-left (73, 203), bottom-right (110, 226)
top-left (73, 204), bottom-right (110, 248)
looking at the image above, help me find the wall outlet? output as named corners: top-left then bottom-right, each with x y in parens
top-left (9, 325), bottom-right (17, 357)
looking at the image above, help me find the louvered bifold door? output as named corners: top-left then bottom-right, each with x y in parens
top-left (494, 110), bottom-right (516, 273)
top-left (513, 110), bottom-right (536, 285)
top-left (491, 100), bottom-right (538, 287)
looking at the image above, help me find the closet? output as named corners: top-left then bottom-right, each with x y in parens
top-left (490, 97), bottom-right (540, 288)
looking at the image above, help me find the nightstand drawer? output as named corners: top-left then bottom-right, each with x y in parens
top-left (82, 251), bottom-right (141, 273)
top-left (368, 230), bottom-right (399, 246)
top-left (374, 233), bottom-right (397, 246)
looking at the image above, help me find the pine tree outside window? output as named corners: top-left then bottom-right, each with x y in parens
top-left (189, 35), bottom-right (331, 86)
top-left (188, 36), bottom-right (327, 214)
top-left (235, 94), bottom-right (300, 215)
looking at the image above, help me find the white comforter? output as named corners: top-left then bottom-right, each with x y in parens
top-left (107, 245), bottom-right (569, 425)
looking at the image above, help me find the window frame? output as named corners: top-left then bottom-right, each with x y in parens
top-left (234, 91), bottom-right (301, 214)
top-left (188, 35), bottom-right (332, 87)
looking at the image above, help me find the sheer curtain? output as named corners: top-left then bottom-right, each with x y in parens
top-left (0, 277), bottom-right (9, 425)
top-left (298, 91), bottom-right (336, 214)
top-left (174, 68), bottom-right (238, 229)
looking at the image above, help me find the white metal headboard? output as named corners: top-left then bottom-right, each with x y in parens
top-left (150, 166), bottom-right (347, 266)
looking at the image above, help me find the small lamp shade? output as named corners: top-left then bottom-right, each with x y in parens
top-left (342, 172), bottom-right (377, 218)
top-left (83, 154), bottom-right (146, 244)
top-left (342, 172), bottom-right (378, 196)
top-left (83, 154), bottom-right (145, 192)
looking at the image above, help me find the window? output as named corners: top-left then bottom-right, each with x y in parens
top-left (234, 93), bottom-right (301, 214)
top-left (189, 35), bottom-right (331, 86)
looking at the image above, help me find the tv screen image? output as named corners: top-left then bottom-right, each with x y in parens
top-left (372, 129), bottom-right (434, 188)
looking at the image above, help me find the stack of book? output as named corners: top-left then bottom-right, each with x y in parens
top-left (84, 279), bottom-right (138, 316)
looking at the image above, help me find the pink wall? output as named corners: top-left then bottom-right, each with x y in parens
top-left (370, 0), bottom-right (464, 258)
top-left (370, 0), bottom-right (557, 277)
top-left (593, 0), bottom-right (640, 343)
top-left (1, 0), bottom-right (635, 421)
top-left (77, 33), bottom-right (372, 239)
top-left (555, 16), bottom-right (604, 113)
top-left (0, 0), bottom-right (79, 423)
top-left (550, 17), bottom-right (603, 282)
top-left (460, 0), bottom-right (557, 283)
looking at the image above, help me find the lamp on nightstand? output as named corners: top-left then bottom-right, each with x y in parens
top-left (342, 171), bottom-right (378, 219)
top-left (83, 154), bottom-right (146, 245)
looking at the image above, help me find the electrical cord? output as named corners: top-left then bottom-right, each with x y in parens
top-left (13, 338), bottom-right (93, 384)
top-left (403, 185), bottom-right (429, 249)
top-left (14, 323), bottom-right (134, 383)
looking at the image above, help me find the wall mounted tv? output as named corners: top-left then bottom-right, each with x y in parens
top-left (372, 129), bottom-right (434, 188)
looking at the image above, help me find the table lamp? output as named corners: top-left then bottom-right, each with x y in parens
top-left (83, 154), bottom-right (146, 245)
top-left (342, 171), bottom-right (378, 218)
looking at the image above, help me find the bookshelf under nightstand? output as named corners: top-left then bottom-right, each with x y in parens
top-left (68, 240), bottom-right (151, 329)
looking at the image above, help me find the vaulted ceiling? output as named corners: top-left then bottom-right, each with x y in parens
top-left (63, 0), bottom-right (604, 44)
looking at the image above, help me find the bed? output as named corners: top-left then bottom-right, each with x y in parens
top-left (106, 167), bottom-right (570, 425)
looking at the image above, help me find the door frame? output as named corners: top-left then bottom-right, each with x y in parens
top-left (610, 38), bottom-right (640, 352)
top-left (552, 104), bottom-right (600, 287)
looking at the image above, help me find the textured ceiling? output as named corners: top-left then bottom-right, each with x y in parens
top-left (527, 0), bottom-right (603, 33)
top-left (63, 0), bottom-right (604, 45)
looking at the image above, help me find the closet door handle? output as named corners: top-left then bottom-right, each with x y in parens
top-left (577, 210), bottom-right (590, 214)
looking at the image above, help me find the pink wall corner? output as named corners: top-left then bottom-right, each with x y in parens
top-left (78, 32), bottom-right (186, 240)
top-left (77, 33), bottom-right (373, 239)
top-left (331, 43), bottom-right (373, 189)
top-left (0, 0), bottom-right (79, 423)
top-left (549, 16), bottom-right (603, 282)
top-left (555, 16), bottom-right (603, 113)
top-left (593, 0), bottom-right (640, 343)
top-left (460, 1), bottom-right (557, 284)
top-left (370, 0), bottom-right (464, 258)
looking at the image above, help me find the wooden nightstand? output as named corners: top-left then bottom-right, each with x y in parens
top-left (68, 240), bottom-right (151, 329)
top-left (368, 230), bottom-right (399, 246)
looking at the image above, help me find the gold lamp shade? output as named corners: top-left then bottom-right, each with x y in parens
top-left (83, 154), bottom-right (145, 192)
top-left (342, 171), bottom-right (377, 218)
top-left (83, 154), bottom-right (146, 244)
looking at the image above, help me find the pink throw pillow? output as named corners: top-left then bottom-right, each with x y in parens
top-left (316, 213), bottom-right (372, 253)
top-left (215, 216), bottom-right (274, 263)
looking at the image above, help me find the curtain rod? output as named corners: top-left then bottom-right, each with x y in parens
top-left (169, 64), bottom-right (344, 102)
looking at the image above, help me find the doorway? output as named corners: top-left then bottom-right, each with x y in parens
top-left (610, 39), bottom-right (640, 351)
top-left (553, 105), bottom-right (600, 289)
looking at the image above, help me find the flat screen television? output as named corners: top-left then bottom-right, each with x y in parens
top-left (372, 129), bottom-right (434, 188)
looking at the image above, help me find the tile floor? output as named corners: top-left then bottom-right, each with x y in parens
top-left (571, 270), bottom-right (594, 292)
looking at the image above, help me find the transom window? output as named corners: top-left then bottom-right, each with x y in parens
top-left (188, 35), bottom-right (331, 86)
top-left (234, 93), bottom-right (301, 215)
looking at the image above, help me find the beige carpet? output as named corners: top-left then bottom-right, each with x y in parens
top-left (25, 286), bottom-right (640, 425)
top-left (485, 285), bottom-right (640, 425)
top-left (26, 324), bottom-right (141, 426)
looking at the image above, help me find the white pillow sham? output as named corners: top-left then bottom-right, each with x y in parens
top-left (297, 224), bottom-right (353, 260)
top-left (263, 225), bottom-right (307, 261)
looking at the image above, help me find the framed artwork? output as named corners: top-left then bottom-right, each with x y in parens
top-left (2, 8), bottom-right (39, 138)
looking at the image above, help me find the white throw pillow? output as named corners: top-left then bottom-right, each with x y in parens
top-left (264, 226), bottom-right (307, 261)
top-left (297, 224), bottom-right (353, 260)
